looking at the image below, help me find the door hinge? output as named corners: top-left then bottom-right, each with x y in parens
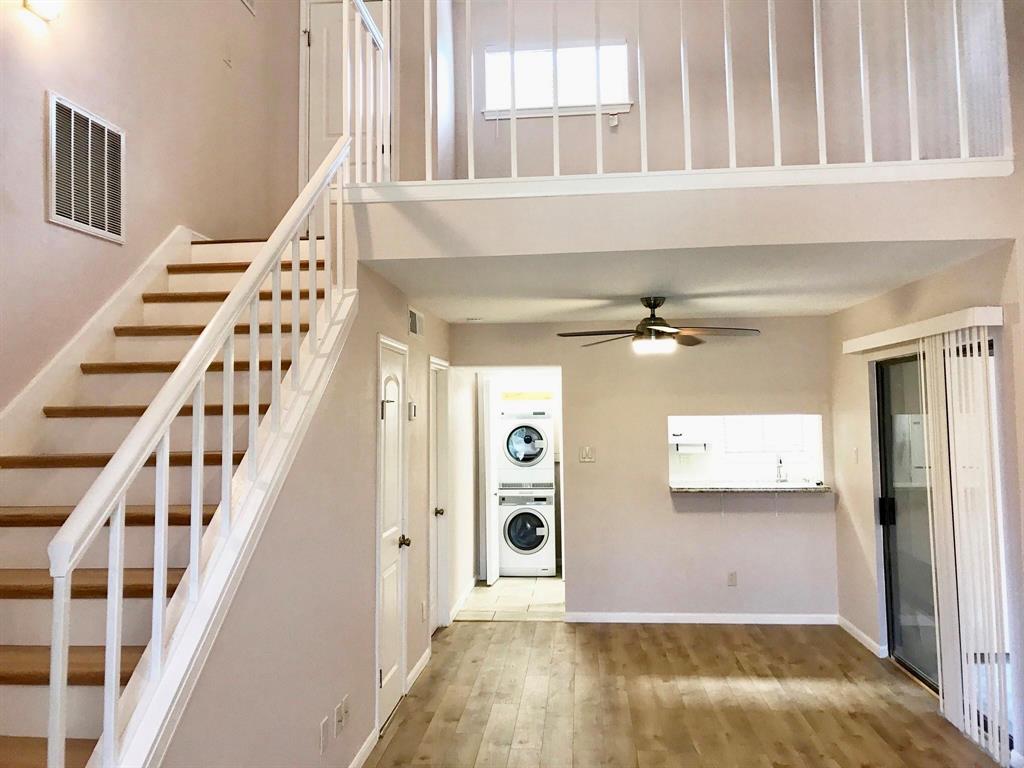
top-left (379, 668), bottom-right (383, 688)
top-left (303, 28), bottom-right (311, 47)
top-left (381, 398), bottom-right (395, 420)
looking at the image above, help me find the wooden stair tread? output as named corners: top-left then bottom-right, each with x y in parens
top-left (142, 288), bottom-right (322, 303)
top-left (0, 568), bottom-right (185, 599)
top-left (0, 505), bottom-right (215, 528)
top-left (113, 321), bottom-right (308, 337)
top-left (167, 259), bottom-right (325, 274)
top-left (43, 403), bottom-right (270, 418)
top-left (0, 735), bottom-right (95, 768)
top-left (0, 449), bottom-right (244, 469)
top-left (0, 645), bottom-right (144, 685)
top-left (81, 359), bottom-right (290, 374)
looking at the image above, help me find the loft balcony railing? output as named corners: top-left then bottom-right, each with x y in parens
top-left (343, 0), bottom-right (1013, 199)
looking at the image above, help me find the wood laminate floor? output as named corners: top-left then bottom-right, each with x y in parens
top-left (366, 622), bottom-right (996, 768)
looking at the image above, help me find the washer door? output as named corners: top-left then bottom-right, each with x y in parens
top-left (504, 424), bottom-right (547, 466)
top-left (504, 509), bottom-right (549, 554)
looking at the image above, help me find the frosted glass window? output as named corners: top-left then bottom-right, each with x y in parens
top-left (484, 44), bottom-right (629, 112)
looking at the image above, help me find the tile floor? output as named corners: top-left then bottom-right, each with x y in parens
top-left (455, 576), bottom-right (565, 622)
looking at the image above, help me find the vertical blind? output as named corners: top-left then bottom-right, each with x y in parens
top-left (919, 326), bottom-right (1012, 766)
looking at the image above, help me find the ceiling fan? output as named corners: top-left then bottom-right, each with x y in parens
top-left (556, 297), bottom-right (760, 354)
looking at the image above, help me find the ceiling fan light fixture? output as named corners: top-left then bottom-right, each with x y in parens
top-left (632, 333), bottom-right (676, 356)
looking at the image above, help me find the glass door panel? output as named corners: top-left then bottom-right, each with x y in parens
top-left (877, 356), bottom-right (939, 689)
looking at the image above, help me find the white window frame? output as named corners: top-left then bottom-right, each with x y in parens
top-left (482, 40), bottom-right (633, 121)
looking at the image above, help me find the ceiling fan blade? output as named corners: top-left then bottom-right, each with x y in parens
top-left (557, 330), bottom-right (635, 338)
top-left (647, 324), bottom-right (682, 334)
top-left (581, 334), bottom-right (634, 348)
top-left (675, 335), bottom-right (706, 347)
top-left (669, 326), bottom-right (761, 337)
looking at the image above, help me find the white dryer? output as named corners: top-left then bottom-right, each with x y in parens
top-left (498, 493), bottom-right (556, 577)
top-left (496, 406), bottom-right (556, 490)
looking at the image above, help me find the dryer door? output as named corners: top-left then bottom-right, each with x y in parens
top-left (504, 509), bottom-right (549, 554)
top-left (504, 424), bottom-right (547, 466)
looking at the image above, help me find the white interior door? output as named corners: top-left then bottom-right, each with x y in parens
top-left (477, 376), bottom-right (500, 586)
top-left (307, 2), bottom-right (345, 182)
top-left (377, 340), bottom-right (406, 729)
top-left (428, 361), bottom-right (450, 631)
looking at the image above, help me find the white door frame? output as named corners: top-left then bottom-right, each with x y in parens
top-left (375, 334), bottom-right (409, 731)
top-left (428, 356), bottom-right (451, 630)
top-left (298, 0), bottom-right (395, 190)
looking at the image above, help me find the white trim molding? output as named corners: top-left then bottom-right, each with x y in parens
top-left (838, 615), bottom-right (889, 658)
top-left (843, 306), bottom-right (1003, 354)
top-left (449, 580), bottom-right (475, 623)
top-left (564, 612), bottom-right (839, 626)
top-left (344, 157), bottom-right (1013, 204)
top-left (406, 646), bottom-right (431, 691)
top-left (348, 728), bottom-right (379, 768)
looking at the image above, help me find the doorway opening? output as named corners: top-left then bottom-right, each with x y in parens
top-left (876, 354), bottom-right (939, 691)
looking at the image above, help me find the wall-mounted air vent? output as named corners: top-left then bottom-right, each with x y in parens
top-left (48, 92), bottom-right (125, 243)
top-left (409, 307), bottom-right (425, 337)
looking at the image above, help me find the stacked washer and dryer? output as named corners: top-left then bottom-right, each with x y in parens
top-left (494, 399), bottom-right (558, 577)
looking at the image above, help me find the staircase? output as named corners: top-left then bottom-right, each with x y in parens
top-left (0, 136), bottom-right (355, 767)
top-left (0, 239), bottom-right (325, 765)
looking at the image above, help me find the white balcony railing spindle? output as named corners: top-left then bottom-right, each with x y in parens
top-left (903, 0), bottom-right (920, 161)
top-left (679, 0), bottom-right (692, 170)
top-left (308, 207), bottom-right (319, 352)
top-left (767, 0), bottom-right (782, 167)
top-left (594, 1), bottom-right (603, 175)
top-left (551, 0), bottom-right (559, 177)
top-left (291, 234), bottom-right (301, 376)
top-left (508, 0), bottom-right (518, 179)
top-left (812, 0), bottom-right (827, 164)
top-left (221, 338), bottom-right (234, 536)
top-left (858, 0), bottom-right (874, 163)
top-left (466, 0), bottom-right (476, 179)
top-left (722, 0), bottom-right (736, 169)
top-left (636, 0), bottom-right (648, 174)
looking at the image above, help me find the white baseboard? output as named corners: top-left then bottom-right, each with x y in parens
top-left (838, 615), bottom-right (889, 658)
top-left (0, 225), bottom-right (197, 452)
top-left (564, 611), bottom-right (839, 625)
top-left (406, 646), bottom-right (431, 690)
top-left (448, 580), bottom-right (475, 623)
top-left (348, 728), bottom-right (378, 768)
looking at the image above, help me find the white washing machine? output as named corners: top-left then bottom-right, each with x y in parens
top-left (496, 406), bottom-right (556, 490)
top-left (499, 493), bottom-right (556, 577)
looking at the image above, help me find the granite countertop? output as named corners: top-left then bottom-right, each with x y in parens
top-left (670, 485), bottom-right (833, 494)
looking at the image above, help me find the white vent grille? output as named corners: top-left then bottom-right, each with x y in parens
top-left (49, 93), bottom-right (124, 243)
top-left (409, 307), bottom-right (425, 337)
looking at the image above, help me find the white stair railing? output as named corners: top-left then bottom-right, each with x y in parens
top-left (45, 131), bottom-right (354, 766)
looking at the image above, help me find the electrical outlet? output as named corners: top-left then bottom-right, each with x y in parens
top-left (421, 600), bottom-right (427, 621)
top-left (727, 571), bottom-right (738, 587)
top-left (319, 715), bottom-right (330, 755)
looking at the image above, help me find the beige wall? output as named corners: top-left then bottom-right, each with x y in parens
top-left (163, 265), bottom-right (449, 766)
top-left (0, 0), bottom-right (299, 409)
top-left (450, 316), bottom-right (839, 618)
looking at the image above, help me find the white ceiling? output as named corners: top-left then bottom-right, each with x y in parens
top-left (365, 240), bottom-right (1004, 324)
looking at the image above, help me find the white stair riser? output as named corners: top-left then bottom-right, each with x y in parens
top-left (188, 240), bottom-right (322, 264)
top-left (143, 298), bottom-right (314, 326)
top-left (0, 526), bottom-right (191, 569)
top-left (114, 333), bottom-right (300, 362)
top-left (1, 684), bottom-right (107, 739)
top-left (0, 598), bottom-right (155, 646)
top-left (167, 267), bottom-right (326, 293)
top-left (72, 370), bottom-right (279, 404)
top-left (0, 465), bottom-right (225, 506)
top-left (32, 413), bottom-right (250, 454)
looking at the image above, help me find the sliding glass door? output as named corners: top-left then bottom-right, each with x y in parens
top-left (876, 355), bottom-right (939, 689)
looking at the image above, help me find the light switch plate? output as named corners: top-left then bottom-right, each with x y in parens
top-left (579, 446), bottom-right (595, 463)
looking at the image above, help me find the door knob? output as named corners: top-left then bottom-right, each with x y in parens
top-left (434, 507), bottom-right (445, 516)
top-left (398, 534), bottom-right (412, 548)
